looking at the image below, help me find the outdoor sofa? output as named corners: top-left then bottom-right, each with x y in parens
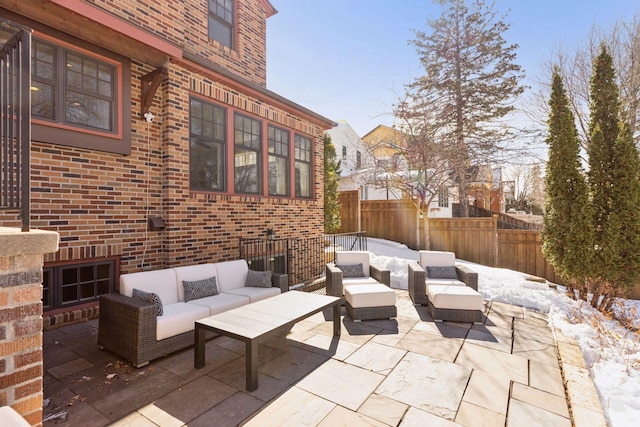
top-left (408, 250), bottom-right (483, 323)
top-left (98, 259), bottom-right (287, 367)
top-left (326, 251), bottom-right (397, 321)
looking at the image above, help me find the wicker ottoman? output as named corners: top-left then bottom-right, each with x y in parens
top-left (344, 283), bottom-right (397, 321)
top-left (427, 285), bottom-right (484, 323)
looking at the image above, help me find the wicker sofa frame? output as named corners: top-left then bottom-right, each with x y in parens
top-left (326, 263), bottom-right (396, 321)
top-left (98, 273), bottom-right (288, 367)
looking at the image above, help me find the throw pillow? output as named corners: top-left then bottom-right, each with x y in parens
top-left (426, 266), bottom-right (458, 280)
top-left (245, 269), bottom-right (273, 288)
top-left (132, 288), bottom-right (163, 316)
top-left (182, 276), bottom-right (219, 302)
top-left (336, 263), bottom-right (365, 278)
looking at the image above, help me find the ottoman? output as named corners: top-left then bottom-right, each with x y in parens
top-left (344, 283), bottom-right (397, 321)
top-left (427, 285), bottom-right (484, 323)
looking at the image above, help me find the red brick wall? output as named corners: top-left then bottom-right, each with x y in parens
top-left (26, 60), bottom-right (325, 275)
top-left (88, 0), bottom-right (270, 86)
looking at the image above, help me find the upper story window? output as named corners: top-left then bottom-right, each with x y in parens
top-left (209, 0), bottom-right (234, 48)
top-left (30, 34), bottom-right (131, 155)
top-left (190, 98), bottom-right (227, 192)
top-left (268, 125), bottom-right (289, 196)
top-left (234, 113), bottom-right (262, 194)
top-left (342, 146), bottom-right (347, 161)
top-left (295, 135), bottom-right (312, 198)
top-left (356, 151), bottom-right (362, 169)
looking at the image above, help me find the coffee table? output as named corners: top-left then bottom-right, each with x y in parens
top-left (194, 291), bottom-right (341, 391)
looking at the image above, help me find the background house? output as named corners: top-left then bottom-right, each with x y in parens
top-left (0, 0), bottom-right (334, 324)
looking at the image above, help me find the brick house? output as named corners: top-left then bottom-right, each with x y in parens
top-left (0, 0), bottom-right (334, 325)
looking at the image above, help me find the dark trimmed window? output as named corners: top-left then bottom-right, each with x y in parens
top-left (356, 151), bottom-right (362, 169)
top-left (342, 146), bottom-right (347, 161)
top-left (43, 259), bottom-right (116, 311)
top-left (295, 134), bottom-right (312, 198)
top-left (234, 113), bottom-right (261, 194)
top-left (268, 125), bottom-right (289, 196)
top-left (32, 38), bottom-right (116, 132)
top-left (30, 34), bottom-right (131, 155)
top-left (208, 0), bottom-right (234, 48)
top-left (190, 98), bottom-right (227, 191)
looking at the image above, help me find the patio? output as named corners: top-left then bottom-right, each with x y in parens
top-left (42, 289), bottom-right (594, 426)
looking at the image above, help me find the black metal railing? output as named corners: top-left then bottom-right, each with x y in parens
top-left (0, 20), bottom-right (31, 231)
top-left (239, 231), bottom-right (367, 288)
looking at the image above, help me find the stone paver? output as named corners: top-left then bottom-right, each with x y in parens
top-left (296, 358), bottom-right (385, 411)
top-left (42, 292), bottom-right (599, 427)
top-left (461, 369), bottom-right (510, 415)
top-left (506, 399), bottom-right (571, 427)
top-left (455, 401), bottom-right (505, 427)
top-left (358, 393), bottom-right (408, 426)
top-left (377, 352), bottom-right (471, 421)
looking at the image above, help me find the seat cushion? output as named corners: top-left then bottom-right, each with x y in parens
top-left (215, 259), bottom-right (249, 292)
top-left (225, 286), bottom-right (281, 303)
top-left (345, 283), bottom-right (396, 308)
top-left (425, 278), bottom-right (466, 287)
top-left (427, 285), bottom-right (483, 311)
top-left (419, 251), bottom-right (456, 268)
top-left (335, 251), bottom-right (371, 277)
top-left (156, 303), bottom-right (210, 340)
top-left (120, 269), bottom-right (179, 305)
top-left (174, 264), bottom-right (218, 302)
top-left (187, 292), bottom-right (250, 315)
top-left (343, 277), bottom-right (380, 286)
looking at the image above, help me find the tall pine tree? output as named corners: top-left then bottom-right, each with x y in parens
top-left (324, 134), bottom-right (341, 233)
top-left (587, 45), bottom-right (640, 309)
top-left (542, 69), bottom-right (593, 295)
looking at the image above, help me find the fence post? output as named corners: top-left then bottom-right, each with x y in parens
top-left (492, 214), bottom-right (498, 267)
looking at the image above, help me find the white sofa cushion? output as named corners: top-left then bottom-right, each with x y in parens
top-left (174, 264), bottom-right (218, 302)
top-left (215, 259), bottom-right (249, 292)
top-left (345, 283), bottom-right (396, 308)
top-left (156, 303), bottom-right (210, 340)
top-left (419, 251), bottom-right (456, 268)
top-left (335, 251), bottom-right (371, 277)
top-left (425, 278), bottom-right (466, 287)
top-left (187, 292), bottom-right (250, 315)
top-left (120, 269), bottom-right (179, 305)
top-left (225, 286), bottom-right (281, 303)
top-left (427, 285), bottom-right (483, 311)
top-left (343, 277), bottom-right (380, 286)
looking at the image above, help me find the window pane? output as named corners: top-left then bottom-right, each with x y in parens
top-left (65, 92), bottom-right (112, 131)
top-left (32, 82), bottom-right (55, 120)
top-left (62, 285), bottom-right (78, 304)
top-left (235, 147), bottom-right (258, 193)
top-left (80, 265), bottom-right (94, 282)
top-left (80, 282), bottom-right (95, 300)
top-left (295, 162), bottom-right (311, 197)
top-left (208, 18), bottom-right (232, 47)
top-left (269, 155), bottom-right (288, 196)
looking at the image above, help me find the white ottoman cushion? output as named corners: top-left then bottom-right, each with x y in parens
top-left (428, 285), bottom-right (483, 311)
top-left (345, 283), bottom-right (396, 308)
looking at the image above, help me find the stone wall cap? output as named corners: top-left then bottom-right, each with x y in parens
top-left (0, 227), bottom-right (60, 256)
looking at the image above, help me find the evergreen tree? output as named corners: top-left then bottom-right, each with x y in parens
top-left (408, 0), bottom-right (525, 216)
top-left (323, 134), bottom-right (341, 233)
top-left (587, 45), bottom-right (640, 309)
top-left (542, 69), bottom-right (594, 295)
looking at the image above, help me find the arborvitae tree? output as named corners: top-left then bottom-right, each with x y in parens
top-left (324, 134), bottom-right (341, 233)
top-left (587, 45), bottom-right (640, 310)
top-left (408, 0), bottom-right (525, 216)
top-left (542, 69), bottom-right (594, 297)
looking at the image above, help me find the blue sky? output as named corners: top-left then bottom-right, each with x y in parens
top-left (266, 0), bottom-right (639, 137)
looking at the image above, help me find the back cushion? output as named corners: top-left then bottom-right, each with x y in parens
top-left (174, 264), bottom-right (218, 302)
top-left (214, 259), bottom-right (249, 292)
top-left (120, 269), bottom-right (179, 305)
top-left (335, 251), bottom-right (370, 277)
top-left (419, 251), bottom-right (456, 268)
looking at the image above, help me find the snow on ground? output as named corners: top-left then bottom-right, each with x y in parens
top-left (366, 237), bottom-right (640, 427)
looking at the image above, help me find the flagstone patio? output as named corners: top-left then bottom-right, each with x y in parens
top-left (42, 289), bottom-right (604, 426)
